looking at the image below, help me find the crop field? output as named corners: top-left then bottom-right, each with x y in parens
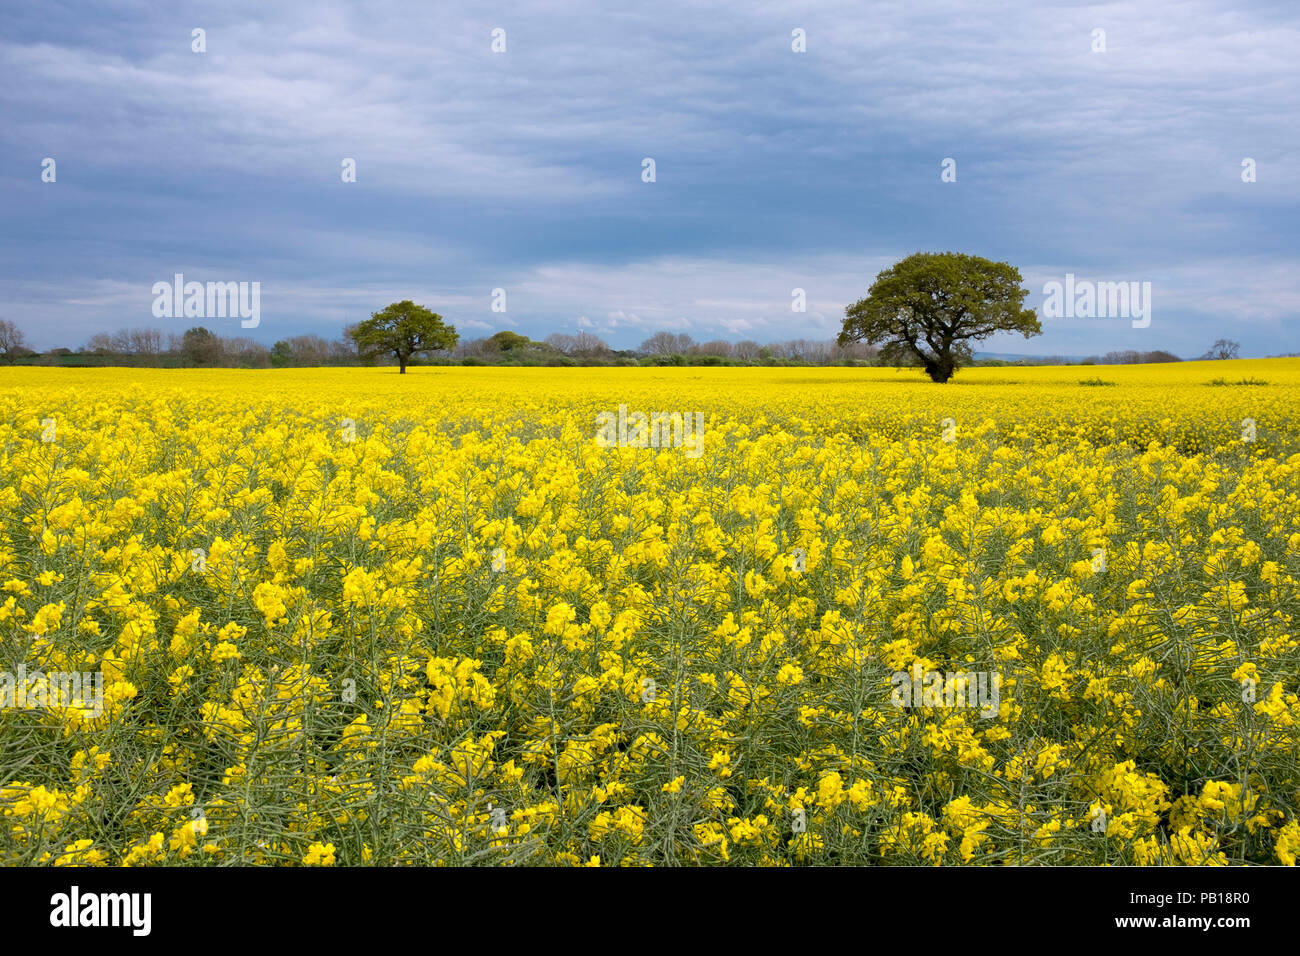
top-left (1, 362), bottom-right (1298, 866)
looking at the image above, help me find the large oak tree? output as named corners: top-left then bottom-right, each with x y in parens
top-left (838, 252), bottom-right (1040, 382)
top-left (349, 301), bottom-right (458, 373)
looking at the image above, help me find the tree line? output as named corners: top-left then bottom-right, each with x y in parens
top-left (0, 317), bottom-right (1243, 371)
top-left (0, 323), bottom-right (884, 369)
top-left (0, 252), bottom-right (1257, 376)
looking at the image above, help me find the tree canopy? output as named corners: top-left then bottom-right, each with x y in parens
top-left (838, 252), bottom-right (1040, 382)
top-left (349, 301), bottom-right (458, 373)
top-left (1202, 338), bottom-right (1241, 361)
top-left (180, 326), bottom-right (221, 367)
top-left (487, 330), bottom-right (534, 352)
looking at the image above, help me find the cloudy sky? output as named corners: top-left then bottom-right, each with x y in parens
top-left (2, 0), bottom-right (1297, 356)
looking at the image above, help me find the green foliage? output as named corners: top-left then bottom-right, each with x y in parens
top-left (349, 301), bottom-right (458, 374)
top-left (180, 327), bottom-right (220, 367)
top-left (487, 330), bottom-right (534, 352)
top-left (839, 252), bottom-right (1040, 383)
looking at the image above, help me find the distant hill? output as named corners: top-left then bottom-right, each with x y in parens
top-left (974, 352), bottom-right (1091, 363)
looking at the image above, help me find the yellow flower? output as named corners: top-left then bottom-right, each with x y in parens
top-left (1276, 820), bottom-right (1300, 866)
top-left (26, 601), bottom-right (65, 636)
top-left (2, 362), bottom-right (1298, 867)
top-left (210, 641), bottom-right (240, 662)
top-left (816, 772), bottom-right (846, 811)
top-left (13, 785), bottom-right (61, 817)
top-left (122, 832), bottom-right (166, 866)
top-left (54, 839), bottom-right (108, 866)
top-left (302, 842), bottom-right (336, 866)
top-left (776, 663), bottom-right (804, 685)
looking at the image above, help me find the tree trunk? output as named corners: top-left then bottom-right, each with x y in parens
top-left (399, 354), bottom-right (407, 374)
top-left (925, 355), bottom-right (955, 383)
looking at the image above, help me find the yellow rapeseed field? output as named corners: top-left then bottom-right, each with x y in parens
top-left (1, 361), bottom-right (1298, 866)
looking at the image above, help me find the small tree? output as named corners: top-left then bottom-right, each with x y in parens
top-left (640, 331), bottom-right (675, 356)
top-left (0, 319), bottom-right (28, 364)
top-left (180, 326), bottom-right (221, 367)
top-left (839, 252), bottom-right (1041, 383)
top-left (544, 333), bottom-right (578, 355)
top-left (285, 334), bottom-right (331, 366)
top-left (221, 336), bottom-right (271, 369)
top-left (334, 325), bottom-right (361, 365)
top-left (572, 330), bottom-right (611, 356)
top-left (84, 332), bottom-right (116, 355)
top-left (1202, 338), bottom-right (1240, 361)
top-left (488, 330), bottom-right (533, 353)
top-left (128, 328), bottom-right (164, 356)
top-left (270, 341), bottom-right (292, 367)
top-left (640, 331), bottom-right (694, 356)
top-left (1142, 350), bottom-right (1182, 364)
top-left (349, 301), bottom-right (458, 373)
